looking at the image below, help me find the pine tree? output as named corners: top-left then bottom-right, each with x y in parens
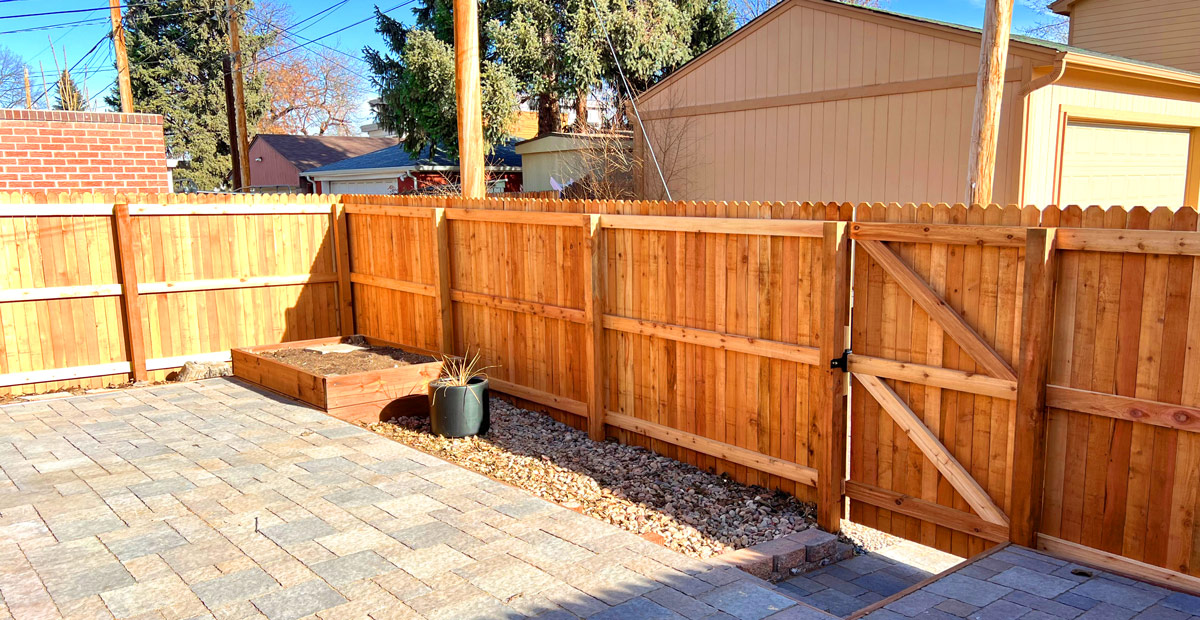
top-left (364, 8), bottom-right (518, 159)
top-left (55, 70), bottom-right (84, 111)
top-left (111, 0), bottom-right (273, 190)
top-left (488, 0), bottom-right (734, 132)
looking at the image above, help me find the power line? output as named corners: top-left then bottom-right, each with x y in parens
top-left (0, 16), bottom-right (108, 35)
top-left (239, 0), bottom-right (413, 73)
top-left (29, 32), bottom-right (107, 107)
top-left (0, 3), bottom-right (159, 19)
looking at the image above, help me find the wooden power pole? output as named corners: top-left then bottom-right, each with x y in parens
top-left (109, 0), bottom-right (134, 113)
top-left (222, 56), bottom-right (244, 191)
top-left (453, 0), bottom-right (486, 198)
top-left (23, 68), bottom-right (31, 108)
top-left (965, 0), bottom-right (1015, 206)
top-left (227, 0), bottom-right (252, 190)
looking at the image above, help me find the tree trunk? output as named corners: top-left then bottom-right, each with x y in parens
top-left (537, 93), bottom-right (561, 135)
top-left (574, 91), bottom-right (589, 131)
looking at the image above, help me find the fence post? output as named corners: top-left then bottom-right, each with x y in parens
top-left (331, 203), bottom-right (355, 336)
top-left (1011, 227), bottom-right (1058, 546)
top-left (584, 214), bottom-right (606, 441)
top-left (433, 207), bottom-right (454, 356)
top-left (112, 203), bottom-right (147, 382)
top-left (817, 220), bottom-right (851, 533)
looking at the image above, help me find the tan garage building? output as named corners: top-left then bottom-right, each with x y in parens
top-left (632, 0), bottom-right (1200, 207)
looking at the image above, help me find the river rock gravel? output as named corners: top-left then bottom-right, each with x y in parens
top-left (366, 399), bottom-right (818, 558)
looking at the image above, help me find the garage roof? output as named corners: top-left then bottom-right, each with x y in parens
top-left (304, 141), bottom-right (522, 175)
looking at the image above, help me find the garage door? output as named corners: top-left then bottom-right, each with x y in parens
top-left (1059, 121), bottom-right (1192, 208)
top-left (328, 179), bottom-right (397, 195)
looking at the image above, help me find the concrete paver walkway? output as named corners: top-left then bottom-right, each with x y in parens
top-left (0, 379), bottom-right (829, 620)
top-left (862, 545), bottom-right (1200, 619)
top-left (776, 542), bottom-right (961, 617)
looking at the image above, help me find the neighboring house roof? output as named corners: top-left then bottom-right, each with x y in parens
top-left (254, 134), bottom-right (399, 172)
top-left (1048, 0), bottom-right (1081, 15)
top-left (638, 0), bottom-right (1200, 104)
top-left (303, 141), bottom-right (523, 176)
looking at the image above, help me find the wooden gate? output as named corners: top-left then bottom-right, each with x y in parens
top-left (844, 204), bottom-right (1036, 557)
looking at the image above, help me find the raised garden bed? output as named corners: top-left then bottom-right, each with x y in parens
top-left (231, 336), bottom-right (442, 424)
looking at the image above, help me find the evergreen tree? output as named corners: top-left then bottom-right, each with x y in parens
top-left (111, 0), bottom-right (273, 190)
top-left (364, 8), bottom-right (518, 159)
top-left (488, 0), bottom-right (734, 132)
top-left (55, 70), bottom-right (84, 111)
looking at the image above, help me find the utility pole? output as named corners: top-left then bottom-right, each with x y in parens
top-left (222, 56), bottom-right (243, 191)
top-left (453, 0), bottom-right (486, 198)
top-left (965, 0), bottom-right (1015, 206)
top-left (23, 68), bottom-right (31, 108)
top-left (109, 0), bottom-right (134, 113)
top-left (227, 0), bottom-right (251, 190)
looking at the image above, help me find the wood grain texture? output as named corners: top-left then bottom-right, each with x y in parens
top-left (856, 372), bottom-right (1010, 526)
top-left (1010, 227), bottom-right (1057, 545)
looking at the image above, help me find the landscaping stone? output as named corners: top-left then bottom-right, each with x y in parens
top-left (368, 399), bottom-right (818, 559)
top-left (174, 360), bottom-right (232, 382)
top-left (715, 547), bottom-right (775, 580)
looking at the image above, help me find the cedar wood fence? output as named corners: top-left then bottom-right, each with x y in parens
top-left (4, 192), bottom-right (1200, 592)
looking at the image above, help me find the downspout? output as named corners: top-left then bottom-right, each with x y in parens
top-left (1020, 54), bottom-right (1068, 96)
top-left (1016, 55), bottom-right (1069, 205)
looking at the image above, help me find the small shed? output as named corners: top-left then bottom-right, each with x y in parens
top-left (632, 0), bottom-right (1200, 207)
top-left (514, 132), bottom-right (633, 192)
top-left (303, 142), bottom-right (523, 195)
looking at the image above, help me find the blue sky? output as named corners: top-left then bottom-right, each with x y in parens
top-left (2, 0), bottom-right (1055, 115)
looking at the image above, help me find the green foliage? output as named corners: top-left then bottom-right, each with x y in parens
top-left (365, 10), bottom-right (518, 159)
top-left (112, 0), bottom-right (273, 190)
top-left (55, 70), bottom-right (84, 111)
top-left (366, 0), bottom-right (734, 143)
top-left (487, 0), bottom-right (735, 128)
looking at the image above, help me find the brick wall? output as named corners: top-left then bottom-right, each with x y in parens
top-left (0, 109), bottom-right (171, 193)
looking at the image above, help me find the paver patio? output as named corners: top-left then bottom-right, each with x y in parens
top-left (859, 545), bottom-right (1200, 620)
top-left (0, 378), bottom-right (833, 619)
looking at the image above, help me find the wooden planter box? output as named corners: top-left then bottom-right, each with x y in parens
top-left (231, 336), bottom-right (443, 424)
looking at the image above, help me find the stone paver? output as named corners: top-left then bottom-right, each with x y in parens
top-left (0, 379), bottom-right (835, 619)
top-left (775, 540), bottom-right (960, 617)
top-left (864, 546), bottom-right (1200, 620)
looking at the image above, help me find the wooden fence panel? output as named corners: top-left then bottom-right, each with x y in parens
top-left (848, 203), bottom-right (1036, 558)
top-left (347, 197), bottom-right (851, 506)
top-left (1039, 206), bottom-right (1200, 578)
top-left (0, 211), bottom-right (125, 392)
top-left (0, 192), bottom-right (344, 394)
top-left (344, 208), bottom-right (439, 353)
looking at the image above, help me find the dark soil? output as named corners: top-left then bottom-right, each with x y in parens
top-left (263, 345), bottom-right (436, 376)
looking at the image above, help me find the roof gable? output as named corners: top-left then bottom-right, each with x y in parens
top-left (637, 0), bottom-right (1061, 105)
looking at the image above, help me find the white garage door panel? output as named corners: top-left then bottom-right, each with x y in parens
top-left (1059, 122), bottom-right (1192, 208)
top-left (328, 179), bottom-right (397, 195)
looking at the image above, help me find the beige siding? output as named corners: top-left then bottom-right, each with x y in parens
top-left (646, 85), bottom-right (1028, 204)
top-left (1068, 0), bottom-right (1200, 74)
top-left (637, 0), bottom-right (1045, 203)
top-left (1021, 80), bottom-right (1200, 207)
top-left (1059, 122), bottom-right (1190, 208)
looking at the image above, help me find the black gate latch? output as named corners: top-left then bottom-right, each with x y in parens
top-left (830, 349), bottom-right (851, 371)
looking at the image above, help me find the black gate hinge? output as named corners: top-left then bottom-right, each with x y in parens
top-left (830, 349), bottom-right (851, 371)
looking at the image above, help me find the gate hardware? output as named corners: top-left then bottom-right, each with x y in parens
top-left (830, 349), bottom-right (851, 371)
